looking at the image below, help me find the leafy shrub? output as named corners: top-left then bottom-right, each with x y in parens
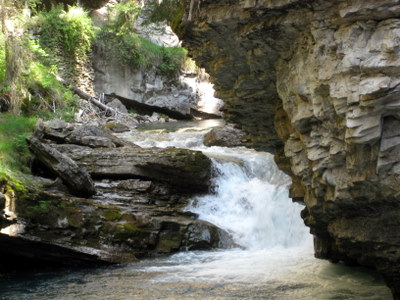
top-left (21, 39), bottom-right (78, 121)
top-left (36, 5), bottom-right (95, 60)
top-left (147, 0), bottom-right (185, 34)
top-left (0, 114), bottom-right (37, 179)
top-left (0, 32), bottom-right (5, 85)
top-left (109, 0), bottom-right (141, 31)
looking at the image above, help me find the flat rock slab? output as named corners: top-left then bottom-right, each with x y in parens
top-left (54, 144), bottom-right (212, 192)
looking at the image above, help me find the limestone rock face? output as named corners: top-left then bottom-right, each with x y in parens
top-left (180, 0), bottom-right (400, 297)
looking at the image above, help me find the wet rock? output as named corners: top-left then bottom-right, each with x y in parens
top-left (13, 124), bottom-right (232, 266)
top-left (27, 137), bottom-right (96, 197)
top-left (11, 177), bottom-right (233, 263)
top-left (10, 122), bottom-right (232, 270)
top-left (203, 125), bottom-right (246, 147)
top-left (185, 221), bottom-right (234, 250)
top-left (0, 233), bottom-right (113, 271)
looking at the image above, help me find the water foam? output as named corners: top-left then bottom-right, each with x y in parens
top-left (188, 150), bottom-right (309, 250)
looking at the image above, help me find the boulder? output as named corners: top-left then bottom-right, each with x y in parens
top-left (107, 98), bottom-right (129, 114)
top-left (66, 125), bottom-right (131, 148)
top-left (104, 122), bottom-right (130, 133)
top-left (204, 125), bottom-right (246, 147)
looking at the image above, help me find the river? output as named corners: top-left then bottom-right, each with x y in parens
top-left (0, 120), bottom-right (392, 300)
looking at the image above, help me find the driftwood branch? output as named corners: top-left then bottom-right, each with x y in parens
top-left (56, 76), bottom-right (117, 116)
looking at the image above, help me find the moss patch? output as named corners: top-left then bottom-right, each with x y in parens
top-left (102, 208), bottom-right (122, 221)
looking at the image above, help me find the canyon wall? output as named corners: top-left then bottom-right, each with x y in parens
top-left (179, 0), bottom-right (400, 298)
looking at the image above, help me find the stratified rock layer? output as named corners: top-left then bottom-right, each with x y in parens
top-left (0, 122), bottom-right (231, 269)
top-left (180, 0), bottom-right (400, 298)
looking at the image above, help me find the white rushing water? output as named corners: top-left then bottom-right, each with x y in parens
top-left (127, 119), bottom-right (310, 251)
top-left (0, 120), bottom-right (392, 300)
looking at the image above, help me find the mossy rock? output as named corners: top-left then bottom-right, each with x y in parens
top-left (103, 123), bottom-right (130, 133)
top-left (155, 230), bottom-right (182, 253)
top-left (102, 208), bottom-right (122, 221)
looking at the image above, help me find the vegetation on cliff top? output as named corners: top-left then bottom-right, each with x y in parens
top-left (147, 0), bottom-right (185, 35)
top-left (35, 5), bottom-right (95, 61)
top-left (97, 0), bottom-right (187, 75)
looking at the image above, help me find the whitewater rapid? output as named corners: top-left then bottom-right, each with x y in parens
top-left (126, 120), bottom-right (310, 251)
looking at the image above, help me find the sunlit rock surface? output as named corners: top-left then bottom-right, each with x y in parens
top-left (179, 0), bottom-right (400, 297)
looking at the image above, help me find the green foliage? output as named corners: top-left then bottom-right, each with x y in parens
top-left (97, 0), bottom-right (187, 75)
top-left (0, 32), bottom-right (5, 86)
top-left (26, 200), bottom-right (52, 215)
top-left (36, 5), bottom-right (95, 60)
top-left (109, 0), bottom-right (141, 31)
top-left (0, 114), bottom-right (37, 179)
top-left (20, 39), bottom-right (78, 121)
top-left (128, 108), bottom-right (137, 114)
top-left (147, 0), bottom-right (185, 34)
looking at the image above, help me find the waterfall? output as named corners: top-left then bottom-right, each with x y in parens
top-left (189, 150), bottom-right (309, 250)
top-left (122, 122), bottom-right (310, 251)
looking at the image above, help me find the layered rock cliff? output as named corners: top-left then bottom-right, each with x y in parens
top-left (179, 0), bottom-right (400, 298)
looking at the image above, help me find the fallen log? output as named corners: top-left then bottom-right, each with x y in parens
top-left (56, 76), bottom-right (117, 116)
top-left (28, 137), bottom-right (96, 197)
